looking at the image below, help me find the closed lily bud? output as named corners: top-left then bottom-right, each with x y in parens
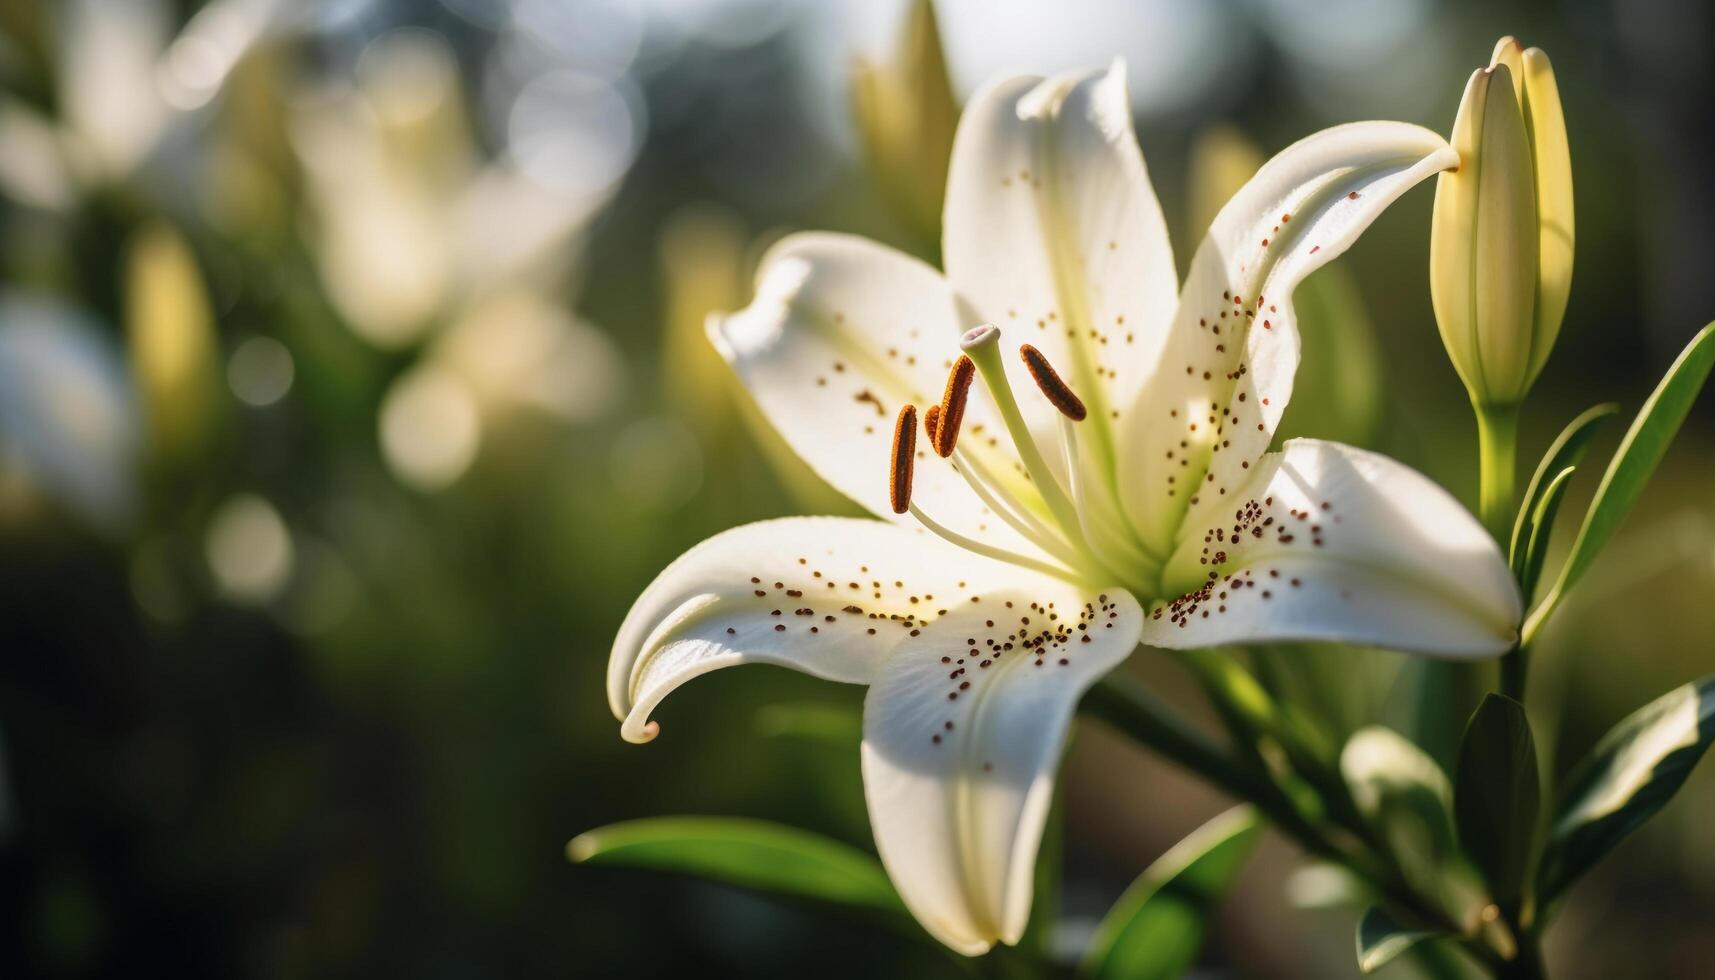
top-left (1430, 38), bottom-right (1573, 407)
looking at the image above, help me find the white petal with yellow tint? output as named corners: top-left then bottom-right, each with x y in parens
top-left (943, 62), bottom-right (1177, 455)
top-left (608, 517), bottom-right (1036, 745)
top-left (1143, 440), bottom-right (1518, 658)
top-left (862, 585), bottom-right (1141, 954)
top-left (1118, 122), bottom-right (1457, 555)
top-left (711, 233), bottom-right (1038, 552)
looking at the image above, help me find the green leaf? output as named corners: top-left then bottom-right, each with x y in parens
top-left (1454, 695), bottom-right (1540, 905)
top-left (1539, 673), bottom-right (1715, 906)
top-left (1518, 466), bottom-right (1576, 602)
top-left (1355, 906), bottom-right (1448, 974)
top-left (1524, 323), bottom-right (1715, 642)
top-left (755, 701), bottom-right (862, 744)
top-left (1341, 727), bottom-right (1459, 893)
top-left (1078, 805), bottom-right (1262, 980)
top-left (1507, 402), bottom-right (1619, 586)
top-left (568, 816), bottom-right (907, 919)
top-left (1286, 861), bottom-right (1368, 910)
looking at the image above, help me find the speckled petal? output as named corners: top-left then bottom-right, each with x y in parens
top-left (710, 233), bottom-right (1042, 553)
top-left (942, 61), bottom-right (1178, 456)
top-left (1117, 122), bottom-right (1458, 556)
top-left (1142, 439), bottom-right (1519, 658)
top-left (608, 517), bottom-right (1039, 743)
top-left (862, 585), bottom-right (1142, 954)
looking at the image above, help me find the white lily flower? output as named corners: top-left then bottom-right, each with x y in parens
top-left (607, 63), bottom-right (1520, 954)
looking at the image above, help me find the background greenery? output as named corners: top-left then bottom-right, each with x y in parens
top-left (1, 1), bottom-right (1712, 977)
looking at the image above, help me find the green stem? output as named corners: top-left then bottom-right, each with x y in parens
top-left (1476, 404), bottom-right (1520, 544)
top-left (1496, 930), bottom-right (1547, 980)
top-left (1082, 675), bottom-right (1461, 936)
top-left (1478, 403), bottom-right (1527, 702)
top-left (1082, 672), bottom-right (1550, 975)
top-left (1082, 675), bottom-right (1277, 807)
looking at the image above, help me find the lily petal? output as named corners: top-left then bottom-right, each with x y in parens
top-left (1118, 122), bottom-right (1458, 555)
top-left (609, 517), bottom-right (1036, 743)
top-left (711, 233), bottom-right (1040, 552)
top-left (862, 585), bottom-right (1142, 953)
top-left (1144, 440), bottom-right (1519, 658)
top-left (943, 61), bottom-right (1178, 457)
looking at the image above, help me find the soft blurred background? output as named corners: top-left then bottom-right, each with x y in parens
top-left (1, 0), bottom-right (1712, 977)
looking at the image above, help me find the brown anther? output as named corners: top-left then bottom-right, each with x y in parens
top-left (932, 356), bottom-right (975, 457)
top-left (1018, 344), bottom-right (1087, 421)
top-left (923, 403), bottom-right (942, 445)
top-left (889, 404), bottom-right (917, 514)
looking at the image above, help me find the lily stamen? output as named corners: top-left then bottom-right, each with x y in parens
top-left (1019, 344), bottom-right (1087, 421)
top-left (931, 355), bottom-right (976, 457)
top-left (948, 442), bottom-right (1088, 570)
top-left (890, 403), bottom-right (916, 514)
top-left (959, 324), bottom-right (1087, 549)
top-left (905, 503), bottom-right (1081, 583)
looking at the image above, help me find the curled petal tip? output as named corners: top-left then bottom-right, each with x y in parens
top-left (622, 718), bottom-right (660, 744)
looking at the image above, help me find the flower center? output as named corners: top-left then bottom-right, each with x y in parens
top-left (888, 323), bottom-right (1150, 591)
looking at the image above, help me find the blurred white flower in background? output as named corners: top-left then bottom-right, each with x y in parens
top-left (203, 492), bottom-right (294, 603)
top-left (285, 23), bottom-right (640, 492)
top-left (290, 27), bottom-right (642, 350)
top-left (378, 289), bottom-right (627, 491)
top-left (0, 0), bottom-right (307, 208)
top-left (0, 295), bottom-right (142, 533)
top-left (378, 363), bottom-right (483, 493)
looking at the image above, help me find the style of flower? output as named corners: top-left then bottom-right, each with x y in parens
top-left (607, 62), bottom-right (1521, 954)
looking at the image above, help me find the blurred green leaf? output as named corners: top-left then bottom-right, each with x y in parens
top-left (1278, 265), bottom-right (1384, 447)
top-left (1078, 805), bottom-right (1261, 980)
top-left (755, 701), bottom-right (863, 745)
top-left (1355, 906), bottom-right (1447, 974)
top-left (851, 0), bottom-right (958, 248)
top-left (1507, 402), bottom-right (1619, 591)
top-left (1342, 726), bottom-right (1482, 911)
top-left (1524, 323), bottom-right (1715, 642)
top-left (1285, 861), bottom-right (1367, 910)
top-left (1454, 695), bottom-right (1539, 905)
top-left (1539, 673), bottom-right (1715, 908)
top-left (568, 816), bottom-right (907, 919)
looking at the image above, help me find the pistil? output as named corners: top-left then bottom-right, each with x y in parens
top-left (959, 324), bottom-right (1087, 547)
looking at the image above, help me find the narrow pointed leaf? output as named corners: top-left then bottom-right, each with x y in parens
top-left (1079, 806), bottom-right (1262, 980)
top-left (1454, 694), bottom-right (1540, 904)
top-left (568, 817), bottom-right (907, 919)
top-left (1507, 402), bottom-right (1618, 581)
top-left (1539, 673), bottom-right (1715, 905)
top-left (1526, 323), bottom-right (1715, 641)
top-left (1518, 466), bottom-right (1575, 601)
top-left (1356, 906), bottom-right (1447, 974)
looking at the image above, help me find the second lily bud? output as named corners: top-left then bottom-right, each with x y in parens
top-left (1430, 37), bottom-right (1574, 409)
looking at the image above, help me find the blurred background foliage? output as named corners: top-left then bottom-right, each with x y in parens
top-left (1, 0), bottom-right (1712, 977)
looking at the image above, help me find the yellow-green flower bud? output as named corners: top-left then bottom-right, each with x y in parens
top-left (1430, 37), bottom-right (1574, 408)
top-left (850, 0), bottom-right (958, 247)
